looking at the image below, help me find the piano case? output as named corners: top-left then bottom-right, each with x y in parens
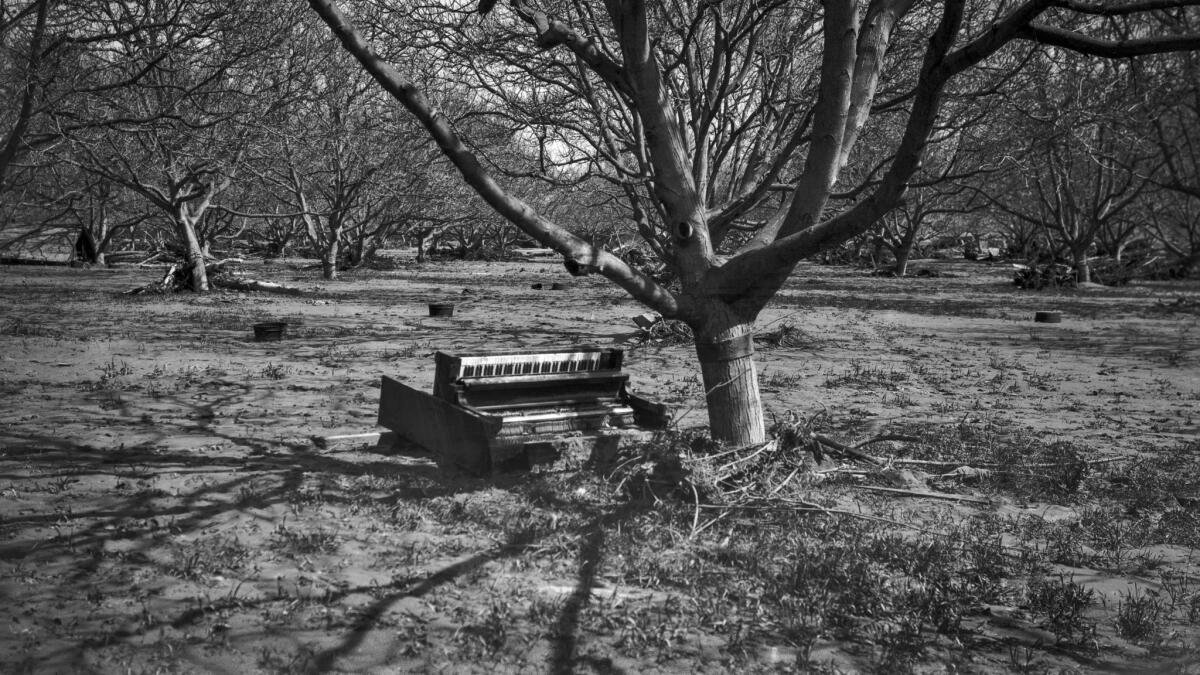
top-left (378, 347), bottom-right (669, 475)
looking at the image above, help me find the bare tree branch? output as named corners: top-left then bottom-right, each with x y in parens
top-left (307, 0), bottom-right (678, 316)
top-left (1017, 22), bottom-right (1200, 57)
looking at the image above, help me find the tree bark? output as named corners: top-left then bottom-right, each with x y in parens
top-left (894, 246), bottom-right (911, 277)
top-left (0, 0), bottom-right (50, 193)
top-left (1072, 247), bottom-right (1091, 283)
top-left (894, 226), bottom-right (918, 276)
top-left (416, 229), bottom-right (429, 263)
top-left (692, 312), bottom-right (765, 445)
top-left (174, 208), bottom-right (209, 292)
top-left (322, 238), bottom-right (339, 280)
top-left (75, 228), bottom-right (99, 264)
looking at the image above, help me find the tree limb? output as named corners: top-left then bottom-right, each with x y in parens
top-left (1017, 22), bottom-right (1200, 57)
top-left (307, 0), bottom-right (679, 316)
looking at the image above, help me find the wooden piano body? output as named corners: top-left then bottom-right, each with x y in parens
top-left (378, 347), bottom-right (669, 474)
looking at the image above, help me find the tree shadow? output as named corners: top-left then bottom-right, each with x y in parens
top-left (1, 409), bottom-right (663, 673)
top-left (547, 503), bottom-right (639, 675)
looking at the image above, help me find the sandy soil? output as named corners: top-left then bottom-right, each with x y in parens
top-left (0, 256), bottom-right (1198, 673)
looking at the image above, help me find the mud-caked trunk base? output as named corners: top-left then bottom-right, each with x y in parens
top-left (695, 333), bottom-right (765, 445)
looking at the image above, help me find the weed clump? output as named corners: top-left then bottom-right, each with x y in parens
top-left (890, 422), bottom-right (1101, 502)
top-left (1115, 588), bottom-right (1166, 643)
top-left (1026, 574), bottom-right (1095, 645)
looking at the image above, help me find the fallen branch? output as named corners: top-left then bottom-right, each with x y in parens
top-left (892, 455), bottom-right (1130, 470)
top-left (768, 468), bottom-right (801, 496)
top-left (853, 434), bottom-right (919, 449)
top-left (213, 276), bottom-right (307, 295)
top-left (311, 431), bottom-right (396, 450)
top-left (208, 257), bottom-right (245, 273)
top-left (859, 485), bottom-right (990, 504)
top-left (938, 466), bottom-right (993, 480)
top-left (887, 458), bottom-right (970, 467)
top-left (136, 251), bottom-right (168, 266)
top-left (813, 434), bottom-right (883, 466)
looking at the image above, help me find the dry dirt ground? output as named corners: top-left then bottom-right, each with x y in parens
top-left (1, 256), bottom-right (1198, 674)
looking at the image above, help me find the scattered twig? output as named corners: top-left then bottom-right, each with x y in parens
top-left (704, 439), bottom-right (774, 463)
top-left (853, 434), bottom-right (919, 449)
top-left (136, 251), bottom-right (167, 266)
top-left (891, 455), bottom-right (1130, 470)
top-left (813, 434), bottom-right (883, 466)
top-left (858, 485), bottom-right (990, 504)
top-left (888, 458), bottom-right (972, 467)
top-left (311, 431), bottom-right (393, 450)
top-left (689, 482), bottom-right (702, 539)
top-left (767, 468), bottom-right (800, 496)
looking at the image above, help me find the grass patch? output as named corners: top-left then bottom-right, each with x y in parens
top-left (824, 363), bottom-right (909, 390)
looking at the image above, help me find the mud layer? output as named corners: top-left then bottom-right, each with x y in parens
top-left (1, 258), bottom-right (1198, 673)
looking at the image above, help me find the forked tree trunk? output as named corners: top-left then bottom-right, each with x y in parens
top-left (692, 314), bottom-right (765, 445)
top-left (322, 238), bottom-right (339, 280)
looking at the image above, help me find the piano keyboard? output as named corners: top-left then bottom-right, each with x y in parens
top-left (457, 351), bottom-right (613, 378)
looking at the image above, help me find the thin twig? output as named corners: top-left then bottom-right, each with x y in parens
top-left (858, 485), bottom-right (990, 503)
top-left (715, 440), bottom-right (775, 469)
top-left (852, 434), bottom-right (920, 449)
top-left (890, 455), bottom-right (1131, 470)
top-left (813, 434), bottom-right (883, 466)
top-left (768, 468), bottom-right (800, 496)
top-left (688, 482), bottom-right (702, 539)
top-left (704, 439), bottom-right (773, 462)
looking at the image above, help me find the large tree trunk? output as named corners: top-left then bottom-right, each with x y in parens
top-left (1071, 246), bottom-right (1091, 283)
top-left (692, 312), bottom-right (765, 445)
top-left (894, 228), bottom-right (917, 276)
top-left (415, 229), bottom-right (430, 263)
top-left (93, 215), bottom-right (109, 266)
top-left (75, 228), bottom-right (99, 264)
top-left (322, 239), bottom-right (339, 280)
top-left (174, 210), bottom-right (209, 292)
top-left (894, 246), bottom-right (912, 276)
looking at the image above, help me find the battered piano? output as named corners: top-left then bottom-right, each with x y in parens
top-left (378, 347), bottom-right (669, 474)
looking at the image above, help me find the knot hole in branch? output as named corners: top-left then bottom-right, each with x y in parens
top-left (674, 221), bottom-right (693, 244)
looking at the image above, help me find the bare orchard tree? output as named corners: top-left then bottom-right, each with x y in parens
top-left (873, 130), bottom-right (989, 275)
top-left (47, 0), bottom-right (297, 290)
top-left (42, 168), bottom-right (150, 265)
top-left (985, 58), bottom-right (1153, 285)
top-left (310, 0), bottom-right (1200, 445)
top-left (247, 14), bottom-right (489, 277)
top-left (877, 185), bottom-right (980, 276)
top-left (1145, 189), bottom-right (1200, 275)
top-left (1133, 44), bottom-right (1200, 274)
top-left (0, 147), bottom-right (153, 264)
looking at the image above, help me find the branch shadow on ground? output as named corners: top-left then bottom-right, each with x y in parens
top-left (1, 420), bottom-right (657, 672)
